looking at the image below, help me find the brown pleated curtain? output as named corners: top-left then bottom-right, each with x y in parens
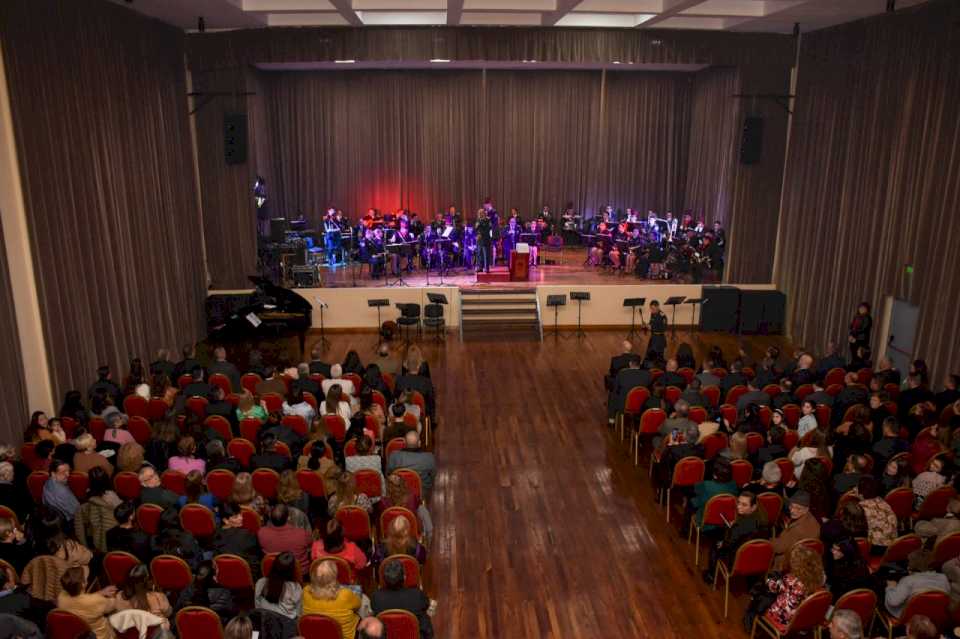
top-left (775, 0), bottom-right (960, 381)
top-left (0, 217), bottom-right (28, 441)
top-left (0, 0), bottom-right (207, 403)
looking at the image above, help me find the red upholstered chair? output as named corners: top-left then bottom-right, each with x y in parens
top-left (151, 555), bottom-right (193, 592)
top-left (282, 414), bottom-right (308, 437)
top-left (27, 471), bottom-right (47, 503)
top-left (252, 468), bottom-right (281, 500)
top-left (113, 470), bottom-right (140, 500)
top-left (742, 367), bottom-right (756, 380)
top-left (206, 469), bottom-right (236, 501)
top-left (297, 469), bottom-right (327, 498)
top-left (714, 539), bottom-right (774, 617)
top-left (781, 404), bottom-right (800, 428)
top-left (371, 389), bottom-right (388, 412)
top-left (702, 432), bottom-right (728, 460)
top-left (402, 413), bottom-right (419, 431)
top-left (931, 531), bottom-right (960, 569)
top-left (176, 606), bottom-right (224, 639)
top-left (379, 554), bottom-right (420, 588)
top-left (394, 469), bottom-right (422, 500)
top-left (136, 503), bottom-right (164, 535)
top-left (89, 417), bottom-right (106, 442)
top-left (884, 383), bottom-right (900, 401)
top-left (702, 386), bottom-right (721, 407)
top-left (20, 443), bottom-right (38, 470)
top-left (180, 504), bottom-right (217, 540)
top-left (161, 470), bottom-right (186, 496)
top-left (177, 374), bottom-right (193, 389)
top-left (762, 384), bottom-right (781, 399)
top-left (204, 416), bottom-right (233, 442)
top-left (408, 390), bottom-right (431, 447)
top-left (378, 609), bottom-right (420, 639)
top-left (323, 414), bottom-right (347, 442)
top-left (618, 386), bottom-right (649, 442)
top-left (915, 486), bottom-right (956, 522)
top-left (746, 432), bottom-right (764, 455)
top-left (725, 385), bottom-right (748, 407)
top-left (344, 439), bottom-right (358, 457)
top-left (689, 494), bottom-right (737, 566)
top-left (731, 459), bottom-right (754, 487)
top-left (751, 589), bottom-right (832, 639)
top-left (303, 391), bottom-right (318, 411)
top-left (240, 373), bottom-right (262, 395)
top-left (274, 441), bottom-right (292, 459)
top-left (832, 588), bottom-right (877, 631)
top-left (380, 506), bottom-right (419, 539)
top-left (355, 469), bottom-right (384, 499)
top-left (825, 383), bottom-right (843, 397)
top-left (60, 416), bottom-right (78, 439)
top-left (869, 534), bottom-right (922, 573)
top-left (123, 395), bottom-right (149, 419)
top-left (757, 492), bottom-right (784, 534)
top-left (227, 438), bottom-right (256, 467)
top-left (263, 552), bottom-right (303, 583)
top-left (336, 505), bottom-right (373, 544)
top-left (311, 556), bottom-right (354, 585)
top-left (824, 367), bottom-right (846, 387)
top-left (794, 384), bottom-right (814, 401)
top-left (241, 507), bottom-right (261, 534)
top-left (834, 490), bottom-right (860, 517)
top-left (186, 396), bottom-right (208, 419)
top-left (662, 457), bottom-right (705, 523)
top-left (47, 609), bottom-right (93, 639)
top-left (146, 399), bottom-right (169, 422)
top-left (209, 373), bottom-right (232, 395)
top-left (239, 418), bottom-right (262, 442)
top-left (856, 367), bottom-right (873, 385)
top-left (103, 551), bottom-right (140, 586)
top-left (649, 369), bottom-right (663, 384)
top-left (261, 392), bottom-right (284, 413)
top-left (773, 458), bottom-right (795, 485)
top-left (719, 404), bottom-right (737, 427)
top-left (815, 404), bottom-right (831, 429)
top-left (127, 416), bottom-right (152, 444)
top-left (298, 614), bottom-right (342, 639)
top-left (792, 537), bottom-right (824, 557)
top-left (782, 429), bottom-right (799, 451)
top-left (665, 386), bottom-right (682, 405)
top-left (68, 471), bottom-right (89, 500)
top-left (385, 437), bottom-right (406, 463)
top-left (678, 367), bottom-right (695, 384)
top-left (634, 408), bottom-right (666, 466)
top-left (213, 554), bottom-right (254, 589)
top-left (689, 406), bottom-right (708, 425)
top-left (842, 404), bottom-right (866, 424)
top-left (877, 590), bottom-right (950, 639)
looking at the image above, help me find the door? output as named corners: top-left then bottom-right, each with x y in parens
top-left (878, 296), bottom-right (920, 376)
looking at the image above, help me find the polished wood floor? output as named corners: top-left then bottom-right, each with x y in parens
top-left (302, 329), bottom-right (790, 638)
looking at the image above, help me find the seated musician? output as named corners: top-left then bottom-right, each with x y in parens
top-left (362, 229), bottom-right (385, 278)
top-left (444, 205), bottom-right (459, 226)
top-left (608, 242), bottom-right (621, 270)
top-left (625, 228), bottom-right (643, 274)
top-left (502, 216), bottom-right (520, 267)
top-left (409, 213), bottom-right (424, 237)
top-left (589, 239), bottom-right (605, 267)
top-left (390, 221), bottom-right (416, 273)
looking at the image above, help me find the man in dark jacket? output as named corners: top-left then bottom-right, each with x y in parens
top-left (87, 365), bottom-right (122, 406)
top-left (817, 341), bottom-right (846, 380)
top-left (212, 503), bottom-right (262, 579)
top-left (608, 357), bottom-right (650, 421)
top-left (720, 361), bottom-right (748, 395)
top-left (680, 378), bottom-right (707, 408)
top-left (736, 380), bottom-right (771, 413)
top-left (250, 434), bottom-right (293, 473)
top-left (898, 374), bottom-right (935, 422)
top-left (833, 372), bottom-right (869, 425)
top-left (371, 560), bottom-right (434, 639)
top-left (756, 425), bottom-right (787, 467)
top-left (138, 467), bottom-right (179, 510)
top-left (702, 491), bottom-right (768, 582)
top-left (872, 417), bottom-right (909, 472)
top-left (207, 346), bottom-right (241, 393)
top-left (605, 341), bottom-right (635, 389)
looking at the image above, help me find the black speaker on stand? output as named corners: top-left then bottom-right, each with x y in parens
top-left (740, 116), bottom-right (764, 165)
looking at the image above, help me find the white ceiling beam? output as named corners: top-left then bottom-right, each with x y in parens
top-left (447, 0), bottom-right (465, 25)
top-left (540, 0), bottom-right (581, 26)
top-left (638, 0), bottom-right (708, 28)
top-left (330, 0), bottom-right (365, 24)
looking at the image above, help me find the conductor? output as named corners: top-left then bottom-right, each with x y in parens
top-left (475, 208), bottom-right (493, 274)
top-left (648, 300), bottom-right (668, 359)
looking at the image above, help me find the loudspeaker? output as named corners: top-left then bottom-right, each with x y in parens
top-left (700, 286), bottom-right (741, 332)
top-left (740, 116), bottom-right (764, 165)
top-left (739, 290), bottom-right (786, 335)
top-left (224, 113), bottom-right (247, 164)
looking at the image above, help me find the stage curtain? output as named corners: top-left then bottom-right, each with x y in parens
top-left (774, 0), bottom-right (960, 381)
top-left (0, 0), bottom-right (207, 402)
top-left (264, 69), bottom-right (694, 225)
top-left (683, 67), bottom-right (739, 227)
top-left (0, 220), bottom-right (28, 442)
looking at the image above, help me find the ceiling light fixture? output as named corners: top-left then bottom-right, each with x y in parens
top-left (612, 60), bottom-right (621, 64)
top-left (334, 59), bottom-right (356, 64)
top-left (430, 58), bottom-right (451, 63)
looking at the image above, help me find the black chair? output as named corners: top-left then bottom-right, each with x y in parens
top-left (396, 303), bottom-right (421, 345)
top-left (423, 303), bottom-right (445, 341)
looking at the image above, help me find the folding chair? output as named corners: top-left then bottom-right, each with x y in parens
top-left (714, 539), bottom-right (774, 617)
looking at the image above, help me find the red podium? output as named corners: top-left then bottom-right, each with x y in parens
top-left (509, 246), bottom-right (530, 281)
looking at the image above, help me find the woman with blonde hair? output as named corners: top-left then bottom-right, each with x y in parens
top-left (231, 472), bottom-right (266, 517)
top-left (722, 431), bottom-right (749, 461)
top-left (277, 469), bottom-right (310, 516)
top-left (73, 433), bottom-right (113, 476)
top-left (327, 471), bottom-right (372, 516)
top-left (373, 514), bottom-right (426, 566)
top-left (402, 345), bottom-right (430, 378)
top-left (224, 614), bottom-right (254, 639)
top-left (116, 442), bottom-right (146, 473)
top-left (302, 559), bottom-right (362, 639)
top-left (236, 391), bottom-right (268, 423)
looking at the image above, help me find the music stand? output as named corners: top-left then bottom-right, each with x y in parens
top-left (314, 298), bottom-right (331, 352)
top-left (622, 297), bottom-right (646, 341)
top-left (386, 243), bottom-right (410, 287)
top-left (367, 298), bottom-right (390, 350)
top-left (685, 298), bottom-right (703, 339)
top-left (546, 294), bottom-right (566, 340)
top-left (664, 295), bottom-right (687, 339)
top-left (570, 291), bottom-right (590, 339)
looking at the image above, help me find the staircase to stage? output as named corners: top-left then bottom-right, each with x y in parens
top-left (459, 288), bottom-right (542, 342)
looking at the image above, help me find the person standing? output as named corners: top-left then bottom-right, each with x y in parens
top-left (848, 302), bottom-right (873, 360)
top-left (474, 209), bottom-right (492, 274)
top-left (648, 300), bottom-right (668, 360)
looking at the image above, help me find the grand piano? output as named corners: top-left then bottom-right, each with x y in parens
top-left (207, 277), bottom-right (313, 357)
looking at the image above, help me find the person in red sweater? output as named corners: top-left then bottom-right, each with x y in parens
top-left (257, 504), bottom-right (312, 575)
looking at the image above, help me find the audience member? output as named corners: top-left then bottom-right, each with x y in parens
top-left (771, 492), bottom-right (820, 570)
top-left (371, 560), bottom-right (434, 639)
top-left (302, 559), bottom-right (362, 639)
top-left (258, 504), bottom-right (312, 574)
top-left (254, 550), bottom-right (303, 620)
top-left (386, 431), bottom-right (436, 498)
top-left (42, 459), bottom-right (79, 522)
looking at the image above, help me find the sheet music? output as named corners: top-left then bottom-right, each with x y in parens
top-left (245, 313), bottom-right (262, 328)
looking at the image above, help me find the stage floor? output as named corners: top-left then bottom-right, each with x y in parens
top-left (312, 246), bottom-right (718, 288)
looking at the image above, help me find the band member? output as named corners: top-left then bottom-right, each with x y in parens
top-left (502, 216), bottom-right (521, 267)
top-left (390, 221), bottom-right (416, 274)
top-left (624, 227), bottom-right (642, 274)
top-left (526, 219), bottom-right (541, 266)
top-left (323, 207), bottom-right (341, 265)
top-left (608, 241), bottom-right (622, 271)
top-left (665, 212), bottom-right (678, 239)
top-left (360, 228), bottom-right (385, 278)
top-left (444, 204), bottom-right (459, 226)
top-left (648, 300), bottom-right (668, 358)
top-left (712, 220), bottom-right (726, 248)
top-left (475, 208), bottom-right (493, 273)
top-left (589, 239), bottom-right (605, 267)
top-left (409, 212), bottom-right (424, 237)
top-left (462, 223), bottom-right (476, 269)
top-left (848, 302), bottom-right (872, 359)
top-left (431, 213), bottom-right (444, 236)
top-left (603, 205), bottom-right (617, 224)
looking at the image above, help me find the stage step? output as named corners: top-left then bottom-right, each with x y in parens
top-left (460, 288), bottom-right (541, 342)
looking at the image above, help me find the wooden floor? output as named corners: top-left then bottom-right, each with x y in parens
top-left (300, 329), bottom-right (790, 638)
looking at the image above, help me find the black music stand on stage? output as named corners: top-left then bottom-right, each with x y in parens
top-left (314, 298), bottom-right (331, 352)
top-left (546, 294), bottom-right (567, 340)
top-left (664, 295), bottom-right (686, 338)
top-left (570, 291), bottom-right (590, 339)
top-left (368, 298), bottom-right (389, 349)
top-left (685, 298), bottom-right (703, 338)
top-left (623, 297), bottom-right (646, 341)
top-left (386, 243), bottom-right (411, 287)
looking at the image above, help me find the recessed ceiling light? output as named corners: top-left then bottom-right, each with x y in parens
top-left (334, 59), bottom-right (356, 64)
top-left (612, 60), bottom-right (621, 64)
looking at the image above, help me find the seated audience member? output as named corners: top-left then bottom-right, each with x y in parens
top-left (702, 491), bottom-right (768, 583)
top-left (607, 356), bottom-right (649, 423)
top-left (89, 365), bottom-right (123, 407)
top-left (720, 361), bottom-right (747, 395)
top-left (386, 431), bottom-right (436, 498)
top-left (328, 471), bottom-right (373, 517)
top-left (771, 380), bottom-right (796, 410)
top-left (115, 563), bottom-right (172, 624)
top-left (757, 424), bottom-right (787, 467)
top-left (262, 414), bottom-right (307, 460)
top-left (212, 503), bottom-right (262, 578)
top-left (173, 561), bottom-right (234, 621)
top-left (177, 469), bottom-right (217, 511)
top-left (913, 456), bottom-right (947, 508)
top-left (690, 457), bottom-right (737, 528)
top-left (744, 462), bottom-right (784, 497)
top-left (884, 554), bottom-right (949, 618)
top-left (168, 436), bottom-right (205, 475)
top-left (794, 457), bottom-right (830, 522)
top-left (321, 364), bottom-right (356, 397)
top-left (358, 388), bottom-right (386, 439)
top-left (880, 456), bottom-right (912, 494)
top-left (736, 380), bottom-right (770, 413)
top-left (790, 430), bottom-right (832, 478)
top-left (744, 544), bottom-right (823, 632)
top-left (205, 386), bottom-right (236, 430)
top-left (138, 466), bottom-right (179, 510)
top-left (827, 608), bottom-right (863, 639)
top-left (833, 454), bottom-right (867, 497)
top-left (116, 442), bottom-right (146, 474)
top-left (343, 350), bottom-right (365, 376)
top-left (797, 400), bottom-right (818, 438)
top-left (283, 386), bottom-right (316, 424)
top-left (789, 353), bottom-right (818, 388)
top-left (296, 363), bottom-right (322, 397)
top-left (232, 472), bottom-right (267, 516)
top-left (254, 550), bottom-right (302, 620)
top-left (872, 417), bottom-right (909, 470)
top-left (312, 519), bottom-right (369, 573)
top-left (606, 341), bottom-right (634, 389)
top-left (300, 444), bottom-right (341, 497)
top-left (302, 559), bottom-right (362, 639)
top-left (56, 566), bottom-right (118, 639)
top-left (151, 507), bottom-right (202, 570)
top-left (720, 431), bottom-right (749, 461)
top-left (653, 399), bottom-right (697, 449)
top-left (74, 435), bottom-right (113, 479)
top-left (935, 374), bottom-right (960, 411)
top-left (856, 476), bottom-right (898, 554)
top-left (208, 346), bottom-right (241, 392)
top-left (224, 614), bottom-right (253, 639)
top-left (898, 373), bottom-right (935, 426)
top-left (372, 560), bottom-right (434, 639)
top-left (0, 516), bottom-right (29, 574)
top-left (60, 389), bottom-right (90, 427)
top-left (181, 366), bottom-right (212, 400)
top-left (236, 391), bottom-right (268, 423)
top-left (373, 514), bottom-right (426, 567)
top-left (258, 504), bottom-right (312, 575)
top-left (374, 343), bottom-right (400, 377)
top-left (102, 411), bottom-right (135, 446)
top-left (345, 436), bottom-right (385, 493)
top-left (73, 466), bottom-right (120, 552)
top-left (106, 501), bottom-right (151, 558)
top-left (394, 362), bottom-right (435, 421)
top-left (145, 420), bottom-right (179, 472)
top-left (256, 366), bottom-right (288, 398)
top-left (805, 384), bottom-right (834, 408)
top-left (251, 433), bottom-right (292, 473)
top-left (771, 491), bottom-right (820, 570)
top-left (206, 439), bottom-right (243, 474)
top-left (680, 378), bottom-right (707, 408)
top-left (276, 470), bottom-right (311, 520)
top-left (172, 344), bottom-right (200, 383)
top-left (824, 537), bottom-right (875, 600)
top-left (820, 501), bottom-right (868, 548)
top-left (0, 461), bottom-right (29, 521)
top-left (320, 384), bottom-right (354, 425)
top-left (43, 459), bottom-right (79, 522)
